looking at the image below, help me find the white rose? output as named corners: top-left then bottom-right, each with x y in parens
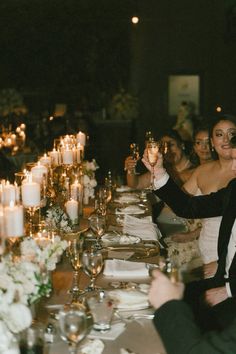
top-left (90, 179), bottom-right (97, 188)
top-left (4, 303), bottom-right (32, 333)
top-left (0, 321), bottom-right (13, 352)
top-left (83, 175), bottom-right (90, 186)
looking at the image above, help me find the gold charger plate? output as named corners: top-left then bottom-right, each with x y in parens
top-left (104, 240), bottom-right (160, 260)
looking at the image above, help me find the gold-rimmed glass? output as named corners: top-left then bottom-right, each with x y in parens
top-left (82, 249), bottom-right (104, 291)
top-left (58, 304), bottom-right (88, 354)
top-left (67, 236), bottom-right (85, 302)
top-left (89, 214), bottom-right (106, 249)
top-left (147, 140), bottom-right (160, 189)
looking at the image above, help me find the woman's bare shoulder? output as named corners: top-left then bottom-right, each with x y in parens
top-left (194, 160), bottom-right (216, 175)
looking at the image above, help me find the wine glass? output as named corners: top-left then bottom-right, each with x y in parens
top-left (147, 140), bottom-right (160, 189)
top-left (129, 143), bottom-right (140, 175)
top-left (96, 186), bottom-right (111, 216)
top-left (67, 238), bottom-right (84, 301)
top-left (58, 305), bottom-right (88, 354)
top-left (89, 214), bottom-right (106, 249)
top-left (82, 249), bottom-right (104, 291)
top-left (147, 256), bottom-right (179, 282)
top-left (145, 131), bottom-right (154, 145)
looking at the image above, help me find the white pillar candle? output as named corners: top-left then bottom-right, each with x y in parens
top-left (2, 182), bottom-right (16, 206)
top-left (76, 131), bottom-right (86, 146)
top-left (40, 153), bottom-right (51, 167)
top-left (76, 143), bottom-right (84, 163)
top-left (62, 147), bottom-right (73, 165)
top-left (21, 178), bottom-right (41, 207)
top-left (0, 205), bottom-right (4, 238)
top-left (49, 148), bottom-right (60, 166)
top-left (4, 202), bottom-right (24, 237)
top-left (65, 199), bottom-right (78, 223)
top-left (64, 134), bottom-right (71, 144)
top-left (71, 180), bottom-right (82, 200)
top-left (31, 162), bottom-right (48, 184)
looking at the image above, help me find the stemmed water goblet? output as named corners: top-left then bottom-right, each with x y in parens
top-left (147, 140), bottom-right (160, 189)
top-left (89, 213), bottom-right (106, 249)
top-left (96, 186), bottom-right (112, 216)
top-left (58, 304), bottom-right (88, 354)
top-left (82, 249), bottom-right (104, 291)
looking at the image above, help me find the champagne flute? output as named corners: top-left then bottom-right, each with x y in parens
top-left (58, 305), bottom-right (88, 354)
top-left (145, 131), bottom-right (154, 146)
top-left (147, 140), bottom-right (160, 189)
top-left (67, 238), bottom-right (84, 301)
top-left (82, 249), bottom-right (104, 291)
top-left (96, 186), bottom-right (111, 216)
top-left (129, 143), bottom-right (140, 175)
top-left (89, 214), bottom-right (106, 249)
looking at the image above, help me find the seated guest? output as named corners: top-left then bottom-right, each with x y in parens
top-left (124, 129), bottom-right (194, 189)
top-left (168, 123), bottom-right (213, 244)
top-left (148, 269), bottom-right (236, 354)
top-left (180, 115), bottom-right (236, 278)
top-left (124, 130), bottom-right (200, 263)
top-left (143, 135), bottom-right (236, 331)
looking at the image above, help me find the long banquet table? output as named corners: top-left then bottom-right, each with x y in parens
top-left (36, 190), bottom-right (198, 354)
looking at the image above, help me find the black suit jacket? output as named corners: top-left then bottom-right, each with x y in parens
top-left (154, 300), bottom-right (236, 354)
top-left (154, 177), bottom-right (236, 294)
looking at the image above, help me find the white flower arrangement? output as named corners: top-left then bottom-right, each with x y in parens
top-left (0, 235), bottom-right (68, 352)
top-left (20, 236), bottom-right (68, 273)
top-left (45, 204), bottom-right (73, 233)
top-left (82, 159), bottom-right (99, 199)
top-left (108, 88), bottom-right (139, 121)
top-left (0, 257), bottom-right (45, 352)
top-left (0, 88), bottom-right (27, 117)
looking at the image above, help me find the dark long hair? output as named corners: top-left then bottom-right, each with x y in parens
top-left (209, 114), bottom-right (236, 160)
top-left (190, 122), bottom-right (210, 166)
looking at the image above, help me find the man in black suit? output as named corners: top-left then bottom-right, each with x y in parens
top-left (148, 269), bottom-right (236, 354)
top-left (143, 135), bottom-right (236, 331)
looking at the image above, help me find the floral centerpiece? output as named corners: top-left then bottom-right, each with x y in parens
top-left (0, 235), bottom-right (67, 353)
top-left (108, 88), bottom-right (139, 121)
top-left (45, 205), bottom-right (73, 233)
top-left (0, 88), bottom-right (27, 119)
top-left (82, 159), bottom-right (99, 203)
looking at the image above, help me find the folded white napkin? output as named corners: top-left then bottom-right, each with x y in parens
top-left (103, 259), bottom-right (149, 277)
top-left (108, 289), bottom-right (149, 310)
top-left (123, 215), bottom-right (162, 241)
top-left (114, 194), bottom-right (140, 204)
top-left (116, 185), bottom-right (133, 192)
top-left (120, 349), bottom-right (136, 354)
top-left (79, 339), bottom-right (104, 354)
top-left (116, 205), bottom-right (144, 215)
top-left (88, 323), bottom-right (126, 341)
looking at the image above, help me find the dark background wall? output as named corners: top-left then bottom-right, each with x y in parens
top-left (1, 0), bottom-right (236, 181)
top-left (130, 0), bottom-right (236, 143)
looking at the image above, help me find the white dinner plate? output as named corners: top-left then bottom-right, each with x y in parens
top-left (101, 233), bottom-right (141, 246)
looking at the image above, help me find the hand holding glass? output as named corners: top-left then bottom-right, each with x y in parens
top-left (128, 143), bottom-right (139, 175)
top-left (147, 141), bottom-right (160, 189)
